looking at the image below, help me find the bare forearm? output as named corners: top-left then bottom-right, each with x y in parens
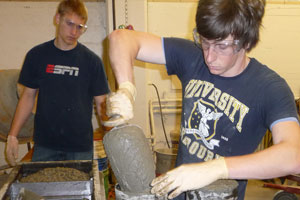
top-left (108, 29), bottom-right (165, 85)
top-left (94, 95), bottom-right (106, 120)
top-left (108, 29), bottom-right (138, 84)
top-left (227, 144), bottom-right (300, 180)
top-left (9, 92), bottom-right (36, 137)
top-left (226, 122), bottom-right (300, 179)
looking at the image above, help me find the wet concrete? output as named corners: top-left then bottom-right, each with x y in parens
top-left (187, 179), bottom-right (238, 200)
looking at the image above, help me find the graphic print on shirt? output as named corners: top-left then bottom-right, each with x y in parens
top-left (46, 64), bottom-right (79, 76)
top-left (184, 99), bottom-right (223, 150)
top-left (181, 79), bottom-right (249, 160)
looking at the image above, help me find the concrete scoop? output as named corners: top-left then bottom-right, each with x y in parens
top-left (103, 124), bottom-right (155, 193)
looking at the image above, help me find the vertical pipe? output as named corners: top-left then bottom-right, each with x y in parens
top-left (112, 0), bottom-right (116, 30)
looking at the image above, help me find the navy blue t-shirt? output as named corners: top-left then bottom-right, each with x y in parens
top-left (163, 37), bottom-right (298, 199)
top-left (19, 40), bottom-right (110, 152)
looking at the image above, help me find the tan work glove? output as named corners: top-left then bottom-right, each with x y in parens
top-left (6, 135), bottom-right (19, 166)
top-left (102, 81), bottom-right (137, 127)
top-left (150, 157), bottom-right (228, 199)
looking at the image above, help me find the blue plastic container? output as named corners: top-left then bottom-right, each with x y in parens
top-left (97, 157), bottom-right (108, 171)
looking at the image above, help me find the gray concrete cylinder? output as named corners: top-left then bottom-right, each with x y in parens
top-left (103, 124), bottom-right (156, 194)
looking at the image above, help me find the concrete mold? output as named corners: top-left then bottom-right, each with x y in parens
top-left (0, 160), bottom-right (103, 200)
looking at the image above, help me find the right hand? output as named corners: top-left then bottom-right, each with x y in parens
top-left (102, 81), bottom-right (137, 127)
top-left (6, 135), bottom-right (19, 166)
top-left (151, 157), bottom-right (229, 199)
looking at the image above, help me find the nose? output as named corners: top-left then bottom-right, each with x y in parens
top-left (70, 25), bottom-right (79, 35)
top-left (204, 46), bottom-right (217, 64)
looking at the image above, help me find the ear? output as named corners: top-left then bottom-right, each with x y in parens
top-left (55, 13), bottom-right (61, 25)
top-left (246, 43), bottom-right (251, 50)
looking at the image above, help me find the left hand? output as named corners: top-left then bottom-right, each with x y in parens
top-left (150, 157), bottom-right (228, 199)
top-left (6, 135), bottom-right (19, 166)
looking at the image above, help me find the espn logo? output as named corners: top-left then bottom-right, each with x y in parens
top-left (46, 64), bottom-right (79, 76)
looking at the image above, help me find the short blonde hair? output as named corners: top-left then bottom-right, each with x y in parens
top-left (57, 0), bottom-right (88, 23)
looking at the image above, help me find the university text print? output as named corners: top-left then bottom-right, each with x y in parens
top-left (181, 79), bottom-right (249, 161)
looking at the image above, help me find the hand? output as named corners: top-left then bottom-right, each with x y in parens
top-left (6, 135), bottom-right (19, 166)
top-left (150, 157), bottom-right (228, 199)
top-left (102, 81), bottom-right (137, 127)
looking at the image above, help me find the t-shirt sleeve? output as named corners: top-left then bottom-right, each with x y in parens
top-left (18, 49), bottom-right (39, 89)
top-left (262, 75), bottom-right (299, 128)
top-left (163, 37), bottom-right (204, 80)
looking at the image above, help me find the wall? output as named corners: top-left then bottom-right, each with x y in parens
top-left (249, 3), bottom-right (300, 96)
top-left (0, 1), bottom-right (107, 166)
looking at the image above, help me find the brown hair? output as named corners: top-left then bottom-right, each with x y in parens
top-left (196, 0), bottom-right (266, 52)
top-left (57, 0), bottom-right (88, 23)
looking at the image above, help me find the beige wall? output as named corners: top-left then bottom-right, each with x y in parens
top-left (249, 3), bottom-right (300, 97)
top-left (0, 1), bottom-right (107, 70)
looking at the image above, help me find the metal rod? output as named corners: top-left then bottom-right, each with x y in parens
top-left (112, 0), bottom-right (116, 30)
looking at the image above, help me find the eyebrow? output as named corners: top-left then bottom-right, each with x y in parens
top-left (202, 39), bottom-right (236, 45)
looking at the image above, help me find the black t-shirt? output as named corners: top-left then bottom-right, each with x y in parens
top-left (163, 37), bottom-right (298, 199)
top-left (19, 39), bottom-right (110, 152)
